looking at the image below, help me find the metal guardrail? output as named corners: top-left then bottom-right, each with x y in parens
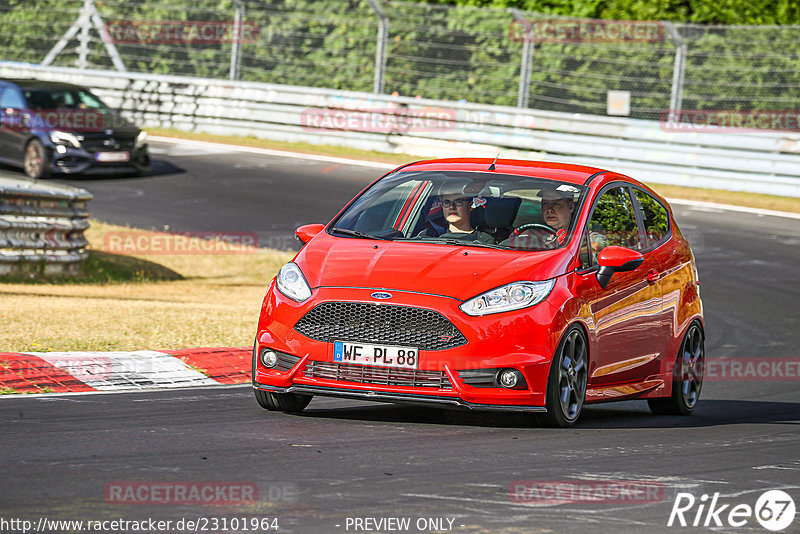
top-left (2, 62), bottom-right (800, 197)
top-left (0, 175), bottom-right (92, 275)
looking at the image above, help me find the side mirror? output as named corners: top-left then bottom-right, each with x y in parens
top-left (295, 223), bottom-right (325, 246)
top-left (596, 246), bottom-right (644, 289)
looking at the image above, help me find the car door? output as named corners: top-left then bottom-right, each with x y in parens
top-left (580, 185), bottom-right (667, 389)
top-left (630, 187), bottom-right (678, 367)
top-left (0, 86), bottom-right (30, 164)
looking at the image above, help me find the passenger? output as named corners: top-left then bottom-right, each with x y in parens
top-left (437, 192), bottom-right (495, 243)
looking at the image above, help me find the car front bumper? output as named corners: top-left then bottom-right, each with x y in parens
top-left (50, 144), bottom-right (150, 174)
top-left (254, 282), bottom-right (569, 410)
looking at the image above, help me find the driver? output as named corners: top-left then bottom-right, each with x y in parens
top-left (501, 186), bottom-right (576, 249)
top-left (539, 187), bottom-right (575, 232)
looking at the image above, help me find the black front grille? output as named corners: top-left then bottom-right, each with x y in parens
top-left (304, 361), bottom-right (452, 389)
top-left (294, 302), bottom-right (467, 351)
top-left (79, 132), bottom-right (135, 152)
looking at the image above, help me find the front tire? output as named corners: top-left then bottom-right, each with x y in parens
top-left (251, 337), bottom-right (312, 412)
top-left (254, 389), bottom-right (312, 412)
top-left (648, 322), bottom-right (704, 415)
top-left (535, 326), bottom-right (588, 427)
top-left (24, 139), bottom-right (51, 180)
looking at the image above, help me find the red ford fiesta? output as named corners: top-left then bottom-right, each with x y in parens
top-left (252, 159), bottom-right (704, 427)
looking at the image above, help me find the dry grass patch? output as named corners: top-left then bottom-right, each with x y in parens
top-left (646, 183), bottom-right (800, 214)
top-left (0, 221), bottom-right (293, 352)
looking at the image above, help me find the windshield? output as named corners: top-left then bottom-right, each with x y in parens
top-left (23, 88), bottom-right (109, 110)
top-left (331, 170), bottom-right (587, 251)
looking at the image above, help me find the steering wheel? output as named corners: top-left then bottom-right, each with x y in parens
top-left (513, 223), bottom-right (557, 237)
top-left (506, 223), bottom-right (560, 250)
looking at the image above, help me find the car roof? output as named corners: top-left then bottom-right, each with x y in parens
top-left (0, 78), bottom-right (86, 91)
top-left (396, 158), bottom-right (609, 186)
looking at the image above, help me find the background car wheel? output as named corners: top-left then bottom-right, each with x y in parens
top-left (534, 325), bottom-right (588, 428)
top-left (251, 337), bottom-right (312, 412)
top-left (24, 139), bottom-right (51, 179)
top-left (648, 321), bottom-right (704, 416)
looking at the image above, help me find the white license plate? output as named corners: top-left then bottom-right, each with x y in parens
top-left (95, 151), bottom-right (130, 162)
top-left (333, 341), bottom-right (418, 369)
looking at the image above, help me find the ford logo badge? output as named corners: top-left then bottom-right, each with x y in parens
top-left (371, 292), bottom-right (392, 300)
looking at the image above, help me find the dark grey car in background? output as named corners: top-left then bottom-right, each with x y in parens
top-left (0, 79), bottom-right (149, 179)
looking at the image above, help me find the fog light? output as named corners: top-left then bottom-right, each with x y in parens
top-left (498, 368), bottom-right (519, 388)
top-left (56, 144), bottom-right (67, 154)
top-left (260, 349), bottom-right (278, 368)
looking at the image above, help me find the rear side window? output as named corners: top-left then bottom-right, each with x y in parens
top-left (633, 189), bottom-right (670, 249)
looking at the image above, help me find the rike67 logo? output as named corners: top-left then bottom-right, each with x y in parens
top-left (668, 490), bottom-right (795, 531)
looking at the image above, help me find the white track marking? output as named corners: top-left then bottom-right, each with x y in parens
top-left (150, 136), bottom-right (395, 169)
top-left (30, 351), bottom-right (218, 390)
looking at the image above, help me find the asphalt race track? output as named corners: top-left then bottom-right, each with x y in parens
top-left (2, 139), bottom-right (799, 533)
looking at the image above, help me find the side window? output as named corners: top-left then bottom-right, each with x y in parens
top-left (587, 187), bottom-right (642, 265)
top-left (633, 189), bottom-right (670, 249)
top-left (0, 88), bottom-right (25, 110)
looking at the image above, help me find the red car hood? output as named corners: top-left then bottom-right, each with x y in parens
top-left (295, 234), bottom-right (571, 301)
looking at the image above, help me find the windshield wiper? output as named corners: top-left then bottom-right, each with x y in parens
top-left (330, 227), bottom-right (391, 240)
top-left (411, 237), bottom-right (508, 250)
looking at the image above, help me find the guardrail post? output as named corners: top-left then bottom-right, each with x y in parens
top-left (366, 0), bottom-right (389, 94)
top-left (42, 0), bottom-right (127, 72)
top-left (77, 0), bottom-right (92, 70)
top-left (509, 9), bottom-right (534, 109)
top-left (230, 0), bottom-right (245, 81)
top-left (665, 22), bottom-right (687, 124)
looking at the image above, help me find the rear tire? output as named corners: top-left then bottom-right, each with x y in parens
top-left (648, 322), bottom-right (704, 416)
top-left (24, 139), bottom-right (51, 180)
top-left (251, 337), bottom-right (312, 412)
top-left (534, 325), bottom-right (588, 428)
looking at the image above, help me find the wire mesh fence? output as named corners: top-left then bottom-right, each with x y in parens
top-left (1, 0), bottom-right (799, 122)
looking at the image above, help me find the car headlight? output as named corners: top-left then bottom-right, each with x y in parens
top-left (135, 130), bottom-right (148, 147)
top-left (276, 262), bottom-right (312, 302)
top-left (459, 280), bottom-right (555, 316)
top-left (49, 130), bottom-right (81, 148)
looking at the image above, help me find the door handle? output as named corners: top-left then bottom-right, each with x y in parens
top-left (646, 269), bottom-right (660, 284)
